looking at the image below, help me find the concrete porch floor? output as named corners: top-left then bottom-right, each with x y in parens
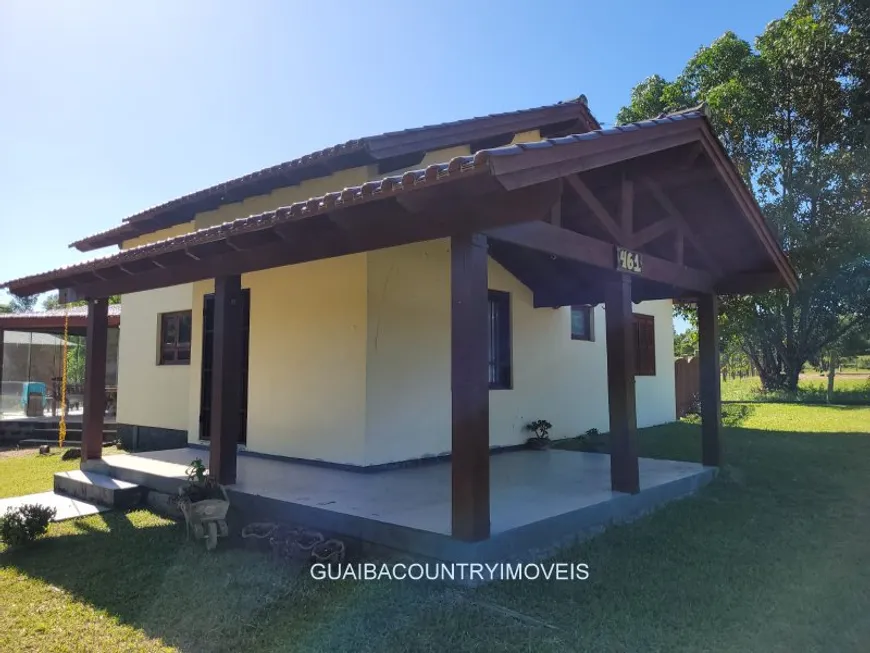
top-left (93, 446), bottom-right (715, 561)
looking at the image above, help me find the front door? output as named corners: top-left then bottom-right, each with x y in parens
top-left (198, 289), bottom-right (250, 444)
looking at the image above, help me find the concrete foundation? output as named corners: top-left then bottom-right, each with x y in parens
top-left (116, 424), bottom-right (187, 452)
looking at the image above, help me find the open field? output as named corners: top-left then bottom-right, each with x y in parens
top-left (721, 375), bottom-right (869, 404)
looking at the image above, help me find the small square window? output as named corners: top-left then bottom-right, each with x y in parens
top-left (159, 311), bottom-right (192, 365)
top-left (571, 305), bottom-right (594, 341)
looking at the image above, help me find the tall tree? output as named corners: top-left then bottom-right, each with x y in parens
top-left (9, 295), bottom-right (38, 313)
top-left (42, 292), bottom-right (121, 310)
top-left (618, 0), bottom-right (870, 392)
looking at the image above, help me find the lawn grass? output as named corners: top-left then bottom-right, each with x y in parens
top-left (0, 446), bottom-right (118, 498)
top-left (722, 374), bottom-right (869, 404)
top-left (2, 405), bottom-right (870, 652)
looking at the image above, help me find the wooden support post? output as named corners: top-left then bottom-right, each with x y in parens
top-left (209, 275), bottom-right (243, 484)
top-left (450, 232), bottom-right (491, 541)
top-left (605, 274), bottom-right (640, 494)
top-left (82, 298), bottom-right (108, 462)
top-left (0, 329), bottom-right (4, 411)
top-left (698, 293), bottom-right (722, 466)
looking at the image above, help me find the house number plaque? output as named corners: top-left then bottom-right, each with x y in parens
top-left (616, 247), bottom-right (643, 274)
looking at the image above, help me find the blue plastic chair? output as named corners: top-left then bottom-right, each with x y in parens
top-left (20, 382), bottom-right (48, 410)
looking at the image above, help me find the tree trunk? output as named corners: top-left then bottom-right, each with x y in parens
top-left (827, 352), bottom-right (838, 404)
top-left (783, 355), bottom-right (802, 393)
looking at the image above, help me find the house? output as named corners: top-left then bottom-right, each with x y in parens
top-left (1, 97), bottom-right (795, 555)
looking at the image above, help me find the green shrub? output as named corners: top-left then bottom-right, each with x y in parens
top-left (0, 504), bottom-right (56, 547)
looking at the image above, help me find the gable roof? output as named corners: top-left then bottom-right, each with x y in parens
top-left (2, 109), bottom-right (797, 299)
top-left (71, 96), bottom-right (599, 251)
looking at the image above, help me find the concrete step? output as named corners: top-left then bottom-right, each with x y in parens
top-left (54, 470), bottom-right (144, 510)
top-left (82, 458), bottom-right (187, 496)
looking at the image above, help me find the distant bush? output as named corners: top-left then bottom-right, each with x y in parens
top-left (0, 504), bottom-right (56, 547)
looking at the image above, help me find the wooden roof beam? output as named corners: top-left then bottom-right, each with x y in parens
top-left (630, 216), bottom-right (679, 249)
top-left (484, 220), bottom-right (713, 294)
top-left (566, 174), bottom-right (627, 245)
top-left (56, 181), bottom-right (561, 301)
top-left (641, 176), bottom-right (723, 276)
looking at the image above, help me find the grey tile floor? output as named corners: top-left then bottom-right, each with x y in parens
top-left (105, 447), bottom-right (706, 535)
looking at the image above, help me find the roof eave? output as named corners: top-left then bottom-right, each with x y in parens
top-left (68, 100), bottom-right (597, 252)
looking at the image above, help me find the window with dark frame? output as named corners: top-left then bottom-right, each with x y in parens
top-left (634, 313), bottom-right (656, 376)
top-left (159, 311), bottom-right (192, 365)
top-left (570, 305), bottom-right (594, 341)
top-left (488, 290), bottom-right (512, 389)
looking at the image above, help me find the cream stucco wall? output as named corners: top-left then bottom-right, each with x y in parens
top-left (122, 222), bottom-right (195, 250)
top-left (116, 284), bottom-right (193, 431)
top-left (192, 144), bottom-right (485, 231)
top-left (186, 255), bottom-right (369, 465)
top-left (113, 130), bottom-right (677, 463)
top-left (363, 239), bottom-right (676, 466)
top-left (116, 223), bottom-right (196, 431)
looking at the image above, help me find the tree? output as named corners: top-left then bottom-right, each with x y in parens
top-left (9, 295), bottom-right (38, 313)
top-left (618, 0), bottom-right (870, 392)
top-left (674, 328), bottom-right (698, 358)
top-left (42, 293), bottom-right (121, 310)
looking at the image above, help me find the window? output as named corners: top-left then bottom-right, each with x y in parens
top-left (570, 305), bottom-right (594, 341)
top-left (488, 290), bottom-right (512, 389)
top-left (159, 311), bottom-right (192, 365)
top-left (634, 313), bottom-right (656, 376)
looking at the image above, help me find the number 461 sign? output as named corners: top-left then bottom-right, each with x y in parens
top-left (616, 247), bottom-right (643, 274)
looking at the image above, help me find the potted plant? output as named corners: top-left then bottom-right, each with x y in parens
top-left (268, 526), bottom-right (324, 565)
top-left (270, 525), bottom-right (303, 563)
top-left (241, 522), bottom-right (278, 552)
top-left (525, 419), bottom-right (553, 450)
top-left (176, 458), bottom-right (230, 551)
top-left (311, 538), bottom-right (346, 564)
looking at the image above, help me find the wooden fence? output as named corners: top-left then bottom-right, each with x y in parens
top-left (675, 356), bottom-right (700, 417)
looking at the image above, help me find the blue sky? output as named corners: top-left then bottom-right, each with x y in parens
top-left (0, 0), bottom-right (793, 312)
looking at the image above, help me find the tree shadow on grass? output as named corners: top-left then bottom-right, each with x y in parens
top-left (1, 509), bottom-right (360, 653)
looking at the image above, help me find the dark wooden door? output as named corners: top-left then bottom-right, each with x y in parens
top-left (198, 289), bottom-right (250, 443)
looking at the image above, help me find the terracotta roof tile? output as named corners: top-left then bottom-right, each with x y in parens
top-left (71, 97), bottom-right (600, 251)
top-left (3, 110), bottom-right (705, 295)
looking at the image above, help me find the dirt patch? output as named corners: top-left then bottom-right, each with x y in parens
top-left (0, 446), bottom-right (49, 460)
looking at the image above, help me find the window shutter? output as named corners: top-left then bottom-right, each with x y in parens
top-left (633, 314), bottom-right (656, 376)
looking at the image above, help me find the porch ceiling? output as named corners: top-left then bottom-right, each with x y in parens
top-left (1, 108), bottom-right (797, 301)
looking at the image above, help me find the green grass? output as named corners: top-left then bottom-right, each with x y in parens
top-left (0, 446), bottom-right (119, 498)
top-left (2, 405), bottom-right (870, 652)
top-left (722, 375), bottom-right (869, 404)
